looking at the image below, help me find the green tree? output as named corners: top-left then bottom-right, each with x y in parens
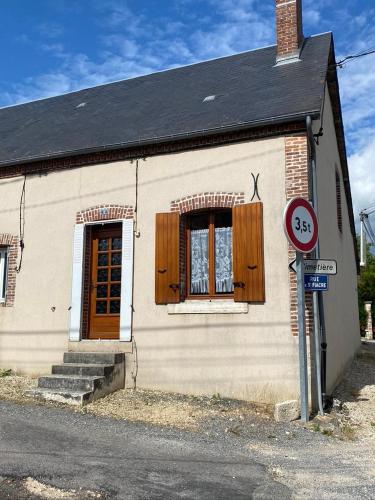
top-left (357, 238), bottom-right (375, 333)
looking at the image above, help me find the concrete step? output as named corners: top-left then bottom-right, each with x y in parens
top-left (38, 374), bottom-right (104, 392)
top-left (24, 388), bottom-right (93, 406)
top-left (63, 352), bottom-right (125, 365)
top-left (25, 351), bottom-right (126, 406)
top-left (52, 363), bottom-right (114, 377)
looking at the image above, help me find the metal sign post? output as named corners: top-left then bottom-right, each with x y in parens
top-left (283, 198), bottom-right (319, 423)
top-left (296, 251), bottom-right (308, 422)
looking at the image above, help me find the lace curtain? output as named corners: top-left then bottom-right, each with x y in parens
top-left (215, 227), bottom-right (233, 293)
top-left (191, 229), bottom-right (209, 293)
top-left (190, 227), bottom-right (233, 294)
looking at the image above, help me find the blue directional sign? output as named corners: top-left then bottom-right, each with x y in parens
top-left (304, 274), bottom-right (328, 291)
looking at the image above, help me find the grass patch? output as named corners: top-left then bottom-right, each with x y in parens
top-left (0, 369), bottom-right (12, 377)
top-left (322, 429), bottom-right (333, 437)
top-left (340, 424), bottom-right (356, 441)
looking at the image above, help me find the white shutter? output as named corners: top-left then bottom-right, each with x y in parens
top-left (0, 248), bottom-right (7, 302)
top-left (69, 224), bottom-right (85, 341)
top-left (120, 219), bottom-right (134, 341)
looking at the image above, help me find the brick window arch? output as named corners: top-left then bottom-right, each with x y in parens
top-left (170, 192), bottom-right (245, 214)
top-left (76, 204), bottom-right (134, 224)
top-left (0, 234), bottom-right (18, 307)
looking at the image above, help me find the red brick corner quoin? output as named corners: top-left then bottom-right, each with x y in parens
top-left (284, 136), bottom-right (313, 337)
top-left (0, 234), bottom-right (18, 307)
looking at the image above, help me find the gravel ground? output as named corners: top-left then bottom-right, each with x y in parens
top-left (0, 373), bottom-right (274, 431)
top-left (1, 340), bottom-right (375, 498)
top-left (333, 340), bottom-right (375, 440)
top-left (0, 476), bottom-right (104, 499)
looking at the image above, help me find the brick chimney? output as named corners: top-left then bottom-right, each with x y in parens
top-left (275, 0), bottom-right (304, 63)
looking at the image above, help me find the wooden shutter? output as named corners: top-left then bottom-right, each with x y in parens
top-left (232, 202), bottom-right (265, 303)
top-left (155, 212), bottom-right (180, 304)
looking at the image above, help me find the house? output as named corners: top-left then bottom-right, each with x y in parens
top-left (0, 0), bottom-right (360, 406)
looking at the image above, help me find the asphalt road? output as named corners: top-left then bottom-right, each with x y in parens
top-left (0, 401), bottom-right (290, 499)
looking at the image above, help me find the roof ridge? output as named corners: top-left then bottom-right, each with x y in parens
top-left (0, 32), bottom-right (331, 112)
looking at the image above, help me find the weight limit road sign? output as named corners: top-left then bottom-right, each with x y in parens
top-left (283, 198), bottom-right (318, 253)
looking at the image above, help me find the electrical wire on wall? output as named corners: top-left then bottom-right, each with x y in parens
top-left (129, 157), bottom-right (145, 389)
top-left (132, 157), bottom-right (146, 239)
top-left (16, 175), bottom-right (26, 273)
top-left (131, 337), bottom-right (139, 389)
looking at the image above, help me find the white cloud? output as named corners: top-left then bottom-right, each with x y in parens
top-left (1, 0), bottom-right (374, 224)
top-left (348, 138), bottom-right (375, 225)
top-left (37, 22), bottom-right (64, 39)
top-left (1, 0), bottom-right (275, 106)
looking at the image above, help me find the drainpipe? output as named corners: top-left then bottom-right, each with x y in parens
top-left (306, 115), bottom-right (326, 415)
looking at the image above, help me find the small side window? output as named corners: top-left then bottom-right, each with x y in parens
top-left (0, 247), bottom-right (8, 303)
top-left (335, 170), bottom-right (343, 233)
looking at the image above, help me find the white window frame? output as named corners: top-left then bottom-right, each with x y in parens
top-left (0, 247), bottom-right (8, 303)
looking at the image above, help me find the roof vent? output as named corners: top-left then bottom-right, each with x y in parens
top-left (203, 95), bottom-right (216, 103)
top-left (76, 102), bottom-right (87, 109)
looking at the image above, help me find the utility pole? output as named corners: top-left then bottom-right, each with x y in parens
top-left (360, 206), bottom-right (375, 267)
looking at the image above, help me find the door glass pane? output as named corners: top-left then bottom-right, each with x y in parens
top-left (111, 253), bottom-right (122, 265)
top-left (96, 301), bottom-right (107, 314)
top-left (110, 300), bottom-right (120, 313)
top-left (96, 285), bottom-right (108, 298)
top-left (111, 268), bottom-right (121, 282)
top-left (98, 239), bottom-right (108, 251)
top-left (112, 237), bottom-right (122, 250)
top-left (110, 284), bottom-right (121, 297)
top-left (98, 254), bottom-right (108, 267)
top-left (97, 269), bottom-right (108, 282)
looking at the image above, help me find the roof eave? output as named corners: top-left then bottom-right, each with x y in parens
top-left (0, 110), bottom-right (320, 169)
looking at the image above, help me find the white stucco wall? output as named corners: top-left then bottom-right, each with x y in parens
top-left (314, 86), bottom-right (361, 392)
top-left (0, 137), bottom-right (301, 402)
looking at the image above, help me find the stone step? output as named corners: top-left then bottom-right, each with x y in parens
top-left (25, 351), bottom-right (126, 406)
top-left (63, 352), bottom-right (125, 365)
top-left (52, 363), bottom-right (114, 377)
top-left (38, 374), bottom-right (104, 392)
top-left (24, 388), bottom-right (93, 406)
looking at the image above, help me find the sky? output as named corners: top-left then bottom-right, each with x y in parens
top-left (0, 0), bottom-right (374, 229)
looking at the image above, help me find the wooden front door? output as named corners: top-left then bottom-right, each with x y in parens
top-left (88, 223), bottom-right (122, 339)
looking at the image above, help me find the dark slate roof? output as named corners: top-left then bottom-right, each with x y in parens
top-left (0, 33), bottom-right (331, 167)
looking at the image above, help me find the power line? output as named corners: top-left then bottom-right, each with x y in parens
top-left (335, 48), bottom-right (375, 68)
top-left (364, 218), bottom-right (375, 246)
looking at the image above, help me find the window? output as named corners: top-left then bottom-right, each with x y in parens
top-left (0, 247), bottom-right (8, 303)
top-left (186, 210), bottom-right (233, 298)
top-left (155, 202), bottom-right (265, 305)
top-left (335, 170), bottom-right (342, 233)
